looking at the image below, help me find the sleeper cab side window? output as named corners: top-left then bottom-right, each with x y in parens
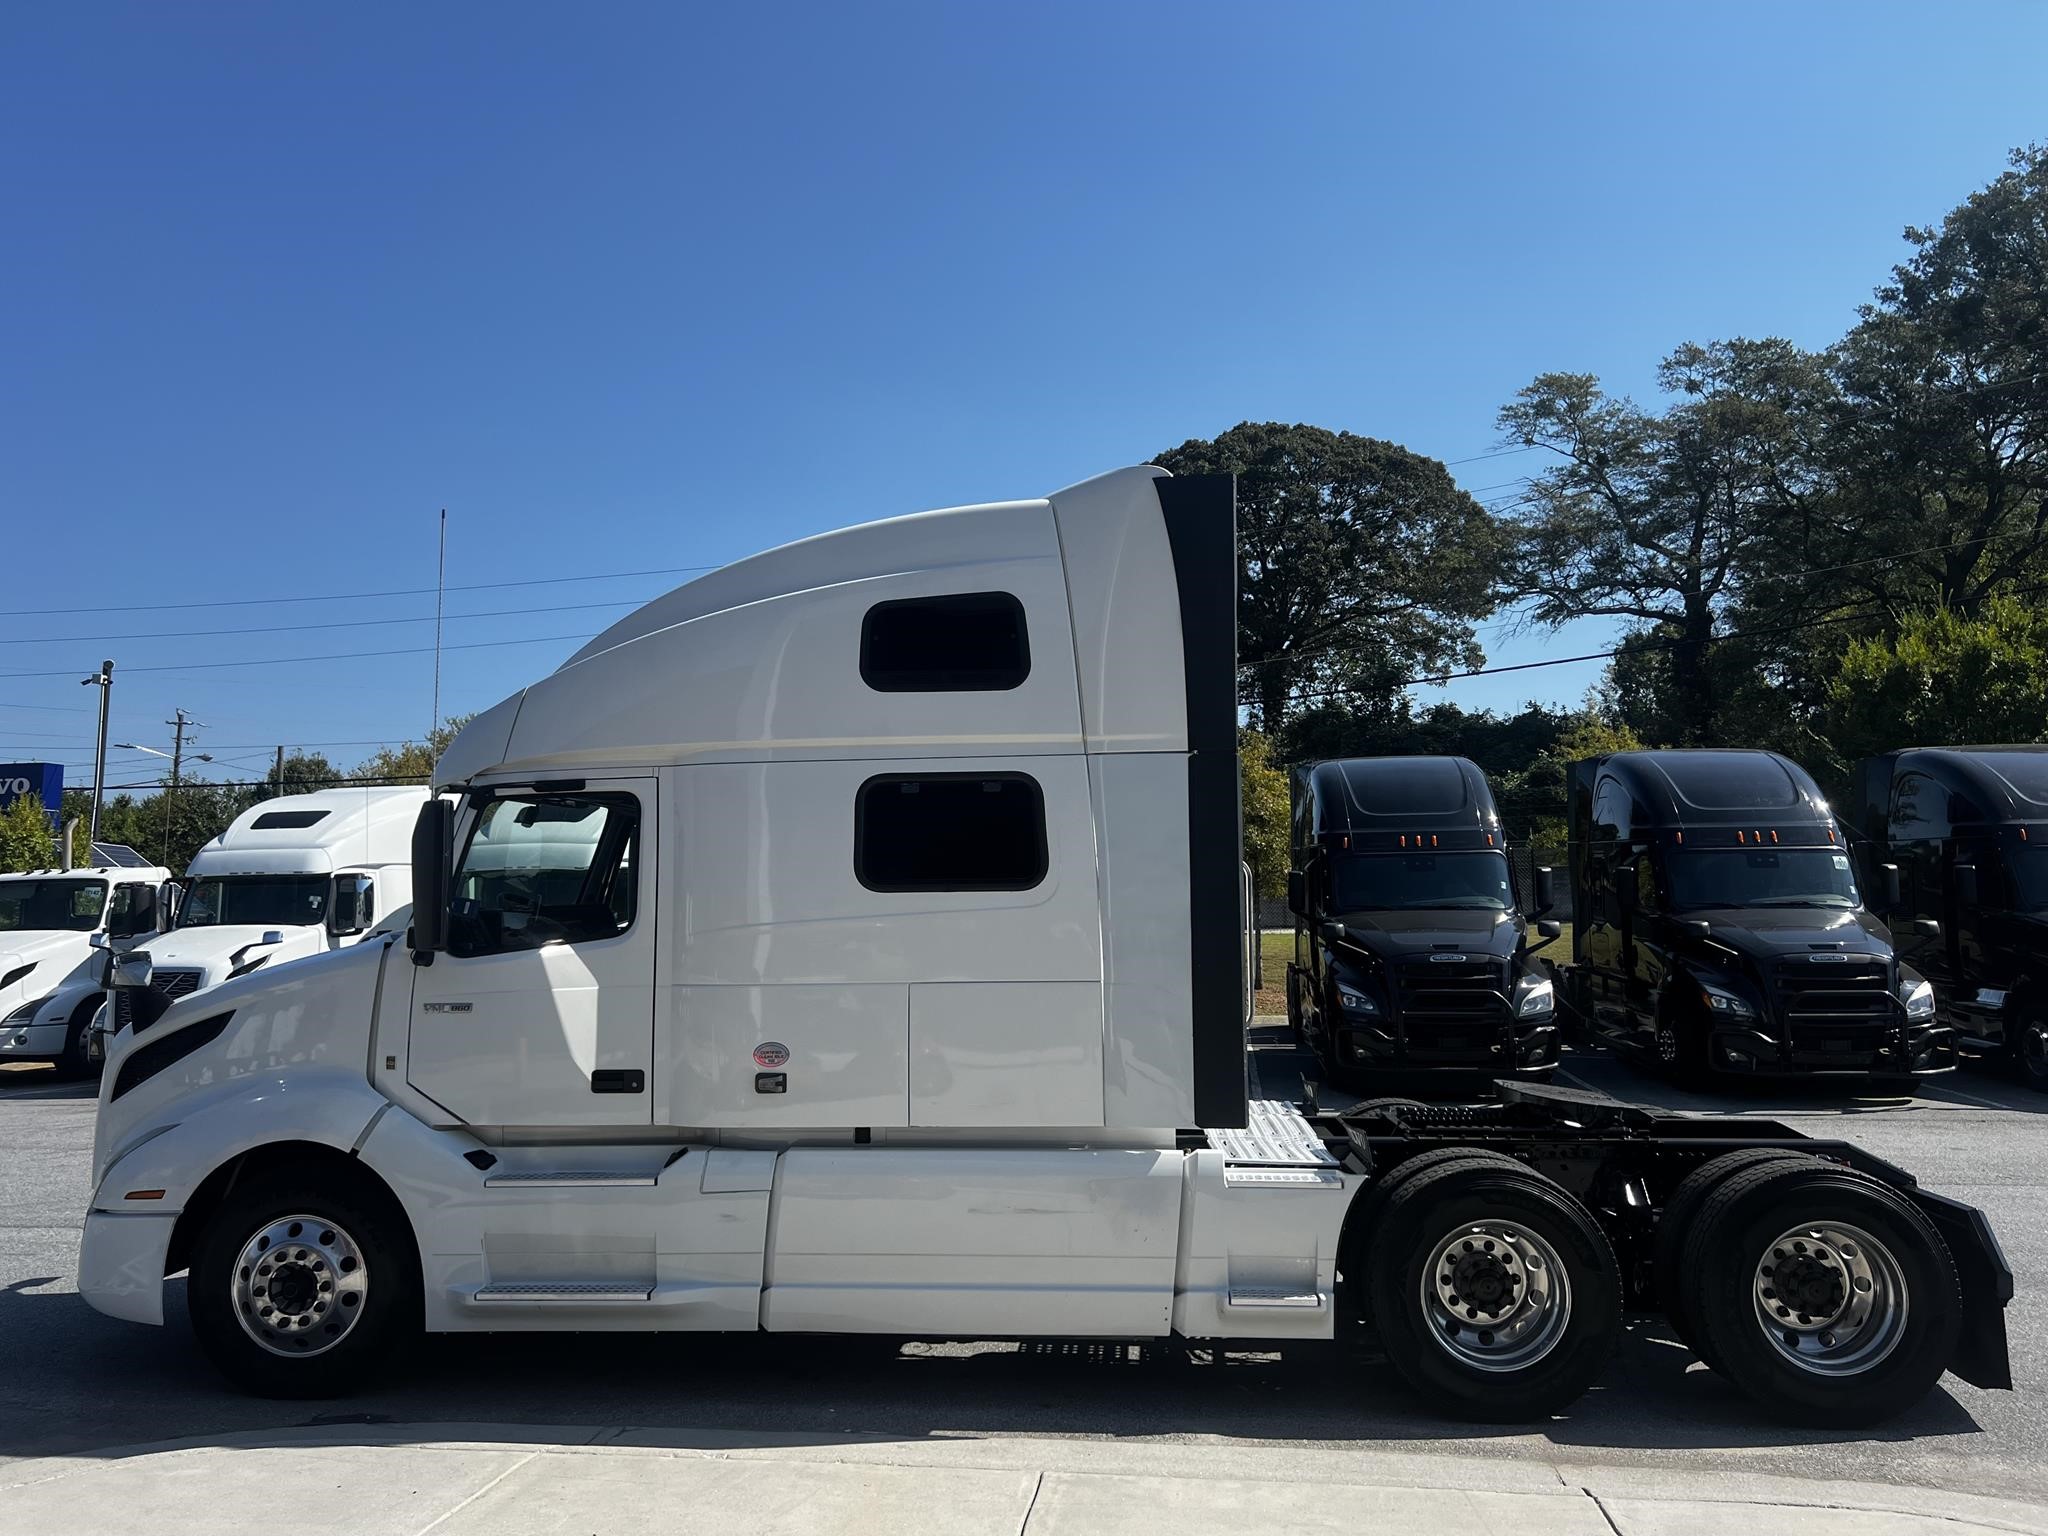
top-left (855, 774), bottom-right (1047, 892)
top-left (449, 792), bottom-right (640, 956)
top-left (860, 592), bottom-right (1029, 692)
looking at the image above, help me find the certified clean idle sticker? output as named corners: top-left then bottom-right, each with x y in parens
top-left (752, 1041), bottom-right (790, 1068)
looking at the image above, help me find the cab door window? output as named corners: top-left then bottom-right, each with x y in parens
top-left (106, 883), bottom-right (158, 939)
top-left (450, 793), bottom-right (640, 957)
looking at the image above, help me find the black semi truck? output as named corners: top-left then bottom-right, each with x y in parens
top-left (1851, 745), bottom-right (2048, 1092)
top-left (1285, 755), bottom-right (1560, 1089)
top-left (1556, 749), bottom-right (1955, 1085)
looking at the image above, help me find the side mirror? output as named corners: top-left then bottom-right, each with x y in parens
top-left (1913, 918), bottom-right (1942, 939)
top-left (88, 931), bottom-right (108, 950)
top-left (1319, 920), bottom-right (1347, 947)
top-left (1286, 870), bottom-right (1306, 918)
top-left (1954, 863), bottom-right (1981, 909)
top-left (1532, 866), bottom-right (1555, 915)
top-left (1536, 919), bottom-right (1562, 941)
top-left (110, 952), bottom-right (153, 990)
top-left (158, 880), bottom-right (182, 930)
top-left (410, 798), bottom-right (454, 953)
top-left (328, 875), bottom-right (374, 936)
top-left (1880, 863), bottom-right (1903, 912)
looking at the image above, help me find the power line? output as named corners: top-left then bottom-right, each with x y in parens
top-left (1442, 446), bottom-right (1541, 468)
top-left (0, 596), bottom-right (651, 648)
top-left (0, 562), bottom-right (722, 620)
top-left (0, 630), bottom-right (598, 682)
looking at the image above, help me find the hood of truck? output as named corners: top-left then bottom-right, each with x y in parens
top-left (1682, 906), bottom-right (1894, 958)
top-left (138, 925), bottom-right (330, 988)
top-left (0, 931), bottom-right (98, 1010)
top-left (1330, 908), bottom-right (1522, 962)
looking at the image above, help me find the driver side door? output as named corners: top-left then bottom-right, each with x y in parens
top-left (406, 780), bottom-right (655, 1129)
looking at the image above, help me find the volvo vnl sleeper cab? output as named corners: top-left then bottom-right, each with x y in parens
top-left (82, 468), bottom-right (2010, 1427)
top-left (0, 862), bottom-right (173, 1078)
top-left (1852, 745), bottom-right (2048, 1091)
top-left (1559, 750), bottom-right (1953, 1084)
top-left (1285, 755), bottom-right (1559, 1089)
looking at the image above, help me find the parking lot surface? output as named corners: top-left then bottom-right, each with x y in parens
top-left (3, 1038), bottom-right (2043, 1510)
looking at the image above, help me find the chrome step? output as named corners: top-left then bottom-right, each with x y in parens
top-left (1227, 1287), bottom-right (1324, 1309)
top-left (471, 1282), bottom-right (652, 1303)
top-left (482, 1170), bottom-right (658, 1188)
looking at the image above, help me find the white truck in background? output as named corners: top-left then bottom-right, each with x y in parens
top-left (99, 786), bottom-right (425, 1041)
top-left (0, 863), bottom-right (173, 1077)
top-left (80, 467), bottom-right (2013, 1426)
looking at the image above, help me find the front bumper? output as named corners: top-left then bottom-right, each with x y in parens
top-left (78, 1210), bottom-right (177, 1326)
top-left (0, 1020), bottom-right (68, 1063)
top-left (1707, 1019), bottom-right (1957, 1077)
top-left (1336, 1012), bottom-right (1558, 1074)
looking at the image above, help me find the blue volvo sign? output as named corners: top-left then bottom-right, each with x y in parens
top-left (0, 762), bottom-right (64, 816)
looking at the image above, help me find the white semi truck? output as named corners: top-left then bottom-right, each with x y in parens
top-left (98, 785), bottom-right (425, 1041)
top-left (80, 467), bottom-right (2012, 1425)
top-left (0, 862), bottom-right (173, 1077)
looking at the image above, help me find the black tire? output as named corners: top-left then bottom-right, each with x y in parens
top-left (2011, 988), bottom-right (2048, 1094)
top-left (1364, 1157), bottom-right (1622, 1422)
top-left (189, 1171), bottom-right (416, 1398)
top-left (50, 996), bottom-right (104, 1082)
top-left (1652, 1148), bottom-right (1817, 1365)
top-left (1679, 1160), bottom-right (1961, 1426)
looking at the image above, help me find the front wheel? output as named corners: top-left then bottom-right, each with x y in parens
top-left (51, 998), bottom-right (104, 1082)
top-left (189, 1175), bottom-right (415, 1398)
top-left (1365, 1158), bottom-right (1621, 1421)
top-left (1679, 1160), bottom-right (1960, 1426)
top-left (2013, 999), bottom-right (2048, 1093)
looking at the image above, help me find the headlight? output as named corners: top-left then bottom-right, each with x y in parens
top-left (3, 998), bottom-right (42, 1026)
top-left (1514, 976), bottom-right (1554, 1017)
top-left (1700, 984), bottom-right (1755, 1017)
top-left (1335, 982), bottom-right (1379, 1015)
top-left (1901, 977), bottom-right (1936, 1021)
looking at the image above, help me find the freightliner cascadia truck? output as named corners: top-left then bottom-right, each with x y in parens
top-left (1557, 749), bottom-right (1953, 1086)
top-left (82, 468), bottom-right (2009, 1425)
top-left (1852, 745), bottom-right (2048, 1092)
top-left (1284, 756), bottom-right (1560, 1088)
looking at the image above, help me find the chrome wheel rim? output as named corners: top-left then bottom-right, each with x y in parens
top-left (1752, 1221), bottom-right (1907, 1377)
top-left (1421, 1219), bottom-right (1573, 1372)
top-left (1655, 1024), bottom-right (1679, 1064)
top-left (231, 1214), bottom-right (369, 1358)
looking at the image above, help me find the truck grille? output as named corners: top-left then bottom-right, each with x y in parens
top-left (1392, 956), bottom-right (1510, 1064)
top-left (115, 968), bottom-right (204, 1034)
top-left (1771, 956), bottom-right (1899, 1069)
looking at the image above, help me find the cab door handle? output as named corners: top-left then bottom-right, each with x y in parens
top-left (591, 1070), bottom-right (645, 1094)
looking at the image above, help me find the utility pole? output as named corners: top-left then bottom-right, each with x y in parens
top-left (161, 709), bottom-right (197, 866)
top-left (273, 745), bottom-right (285, 795)
top-left (78, 659), bottom-right (114, 848)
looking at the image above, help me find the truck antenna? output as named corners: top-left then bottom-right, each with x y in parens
top-left (431, 508), bottom-right (447, 740)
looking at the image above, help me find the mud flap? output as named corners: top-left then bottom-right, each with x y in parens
top-left (1911, 1187), bottom-right (2014, 1390)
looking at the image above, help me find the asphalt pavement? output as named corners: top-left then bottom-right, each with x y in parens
top-left (2, 1037), bottom-right (2044, 1524)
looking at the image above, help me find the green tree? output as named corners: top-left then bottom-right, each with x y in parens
top-left (0, 794), bottom-right (57, 873)
top-left (355, 717), bottom-right (473, 785)
top-left (1152, 424), bottom-right (1503, 730)
top-left (1239, 728), bottom-right (1289, 902)
top-left (1823, 597), bottom-right (2048, 764)
top-left (1499, 341), bottom-right (1816, 745)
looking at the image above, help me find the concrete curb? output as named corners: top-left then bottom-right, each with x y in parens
top-left (0, 1423), bottom-right (2042, 1535)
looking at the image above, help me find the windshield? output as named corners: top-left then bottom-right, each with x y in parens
top-left (1665, 848), bottom-right (1861, 911)
top-left (0, 878), bottom-right (108, 933)
top-left (2007, 845), bottom-right (2048, 914)
top-left (179, 875), bottom-right (330, 929)
top-left (1332, 851), bottom-right (1514, 912)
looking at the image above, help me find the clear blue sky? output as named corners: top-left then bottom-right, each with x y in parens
top-left (5, 2), bottom-right (2045, 790)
